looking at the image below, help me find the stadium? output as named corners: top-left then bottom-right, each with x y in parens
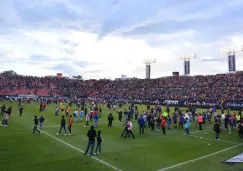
top-left (1, 1), bottom-right (243, 171)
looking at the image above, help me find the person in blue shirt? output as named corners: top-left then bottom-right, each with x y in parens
top-left (184, 118), bottom-right (191, 136)
top-left (167, 115), bottom-right (171, 130)
top-left (39, 116), bottom-right (45, 130)
top-left (80, 110), bottom-right (85, 121)
top-left (93, 114), bottom-right (99, 128)
top-left (33, 116), bottom-right (40, 134)
top-left (138, 115), bottom-right (145, 134)
top-left (202, 112), bottom-right (206, 124)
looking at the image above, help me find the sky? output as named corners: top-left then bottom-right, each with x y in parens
top-left (0, 0), bottom-right (243, 80)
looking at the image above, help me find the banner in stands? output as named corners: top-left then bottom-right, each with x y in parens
top-left (164, 100), bottom-right (178, 105)
top-left (178, 100), bottom-right (243, 109)
top-left (228, 54), bottom-right (236, 72)
top-left (18, 94), bottom-right (37, 99)
top-left (184, 60), bottom-right (190, 75)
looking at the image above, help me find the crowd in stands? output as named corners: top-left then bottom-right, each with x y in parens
top-left (1, 72), bottom-right (243, 102)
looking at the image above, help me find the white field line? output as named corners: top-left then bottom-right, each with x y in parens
top-left (40, 130), bottom-right (122, 171)
top-left (189, 135), bottom-right (240, 145)
top-left (44, 121), bottom-right (121, 127)
top-left (157, 143), bottom-right (243, 171)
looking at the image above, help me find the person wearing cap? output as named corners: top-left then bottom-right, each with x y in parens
top-left (84, 126), bottom-right (97, 156)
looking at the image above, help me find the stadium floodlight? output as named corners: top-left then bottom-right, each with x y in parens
top-left (220, 46), bottom-right (243, 55)
top-left (179, 53), bottom-right (197, 76)
top-left (179, 53), bottom-right (197, 60)
top-left (220, 45), bottom-right (243, 72)
top-left (143, 58), bottom-right (156, 79)
top-left (143, 58), bottom-right (156, 64)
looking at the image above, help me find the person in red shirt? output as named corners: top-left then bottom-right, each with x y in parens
top-left (41, 103), bottom-right (45, 111)
top-left (161, 117), bottom-right (166, 135)
top-left (198, 113), bottom-right (203, 130)
top-left (68, 115), bottom-right (73, 135)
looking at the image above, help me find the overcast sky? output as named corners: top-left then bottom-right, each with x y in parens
top-left (0, 0), bottom-right (243, 79)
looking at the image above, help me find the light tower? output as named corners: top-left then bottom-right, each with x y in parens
top-left (179, 53), bottom-right (197, 76)
top-left (143, 59), bottom-right (156, 79)
top-left (220, 46), bottom-right (243, 72)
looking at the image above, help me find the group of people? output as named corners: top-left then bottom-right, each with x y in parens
top-left (2, 97), bottom-right (243, 157)
top-left (1, 72), bottom-right (243, 103)
top-left (0, 104), bottom-right (13, 127)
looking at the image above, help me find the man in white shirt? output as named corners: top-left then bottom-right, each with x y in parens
top-left (124, 120), bottom-right (135, 139)
top-left (73, 109), bottom-right (79, 122)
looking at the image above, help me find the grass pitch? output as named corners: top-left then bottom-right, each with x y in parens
top-left (0, 101), bottom-right (243, 171)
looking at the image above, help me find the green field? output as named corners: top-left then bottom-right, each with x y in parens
top-left (0, 101), bottom-right (243, 171)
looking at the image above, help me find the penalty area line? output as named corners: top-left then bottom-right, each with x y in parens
top-left (40, 130), bottom-right (122, 171)
top-left (157, 143), bottom-right (243, 171)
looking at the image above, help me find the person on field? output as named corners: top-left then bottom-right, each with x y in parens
top-left (121, 120), bottom-right (129, 137)
top-left (150, 115), bottom-right (155, 131)
top-left (124, 109), bottom-right (128, 121)
top-left (225, 114), bottom-right (232, 134)
top-left (124, 120), bottom-right (135, 139)
top-left (60, 104), bottom-right (64, 114)
top-left (161, 117), bottom-right (166, 135)
top-left (138, 115), bottom-right (145, 134)
top-left (84, 126), bottom-right (96, 156)
top-left (55, 106), bottom-right (59, 118)
top-left (167, 115), bottom-right (172, 130)
top-left (19, 105), bottom-right (24, 116)
top-left (2, 111), bottom-right (9, 127)
top-left (173, 113), bottom-right (177, 129)
top-left (32, 116), bottom-right (40, 134)
top-left (68, 115), bottom-right (73, 135)
top-left (184, 118), bottom-right (191, 136)
top-left (108, 113), bottom-right (114, 127)
top-left (155, 116), bottom-right (161, 132)
top-left (84, 113), bottom-right (90, 127)
top-left (237, 121), bottom-right (243, 139)
top-left (99, 106), bottom-right (102, 118)
top-left (80, 110), bottom-right (85, 121)
top-left (117, 110), bottom-right (122, 123)
top-left (93, 113), bottom-right (99, 128)
top-left (213, 121), bottom-right (221, 140)
top-left (198, 113), bottom-right (203, 130)
top-left (7, 106), bottom-right (12, 116)
top-left (94, 130), bottom-right (102, 155)
top-left (39, 115), bottom-right (45, 130)
top-left (56, 115), bottom-right (67, 135)
top-left (65, 107), bottom-right (69, 117)
top-left (73, 109), bottom-right (78, 122)
top-left (179, 114), bottom-right (184, 130)
top-left (0, 104), bottom-right (6, 116)
top-left (236, 113), bottom-right (241, 124)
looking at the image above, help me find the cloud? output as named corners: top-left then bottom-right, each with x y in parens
top-left (0, 0), bottom-right (243, 79)
top-left (200, 57), bottom-right (225, 63)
